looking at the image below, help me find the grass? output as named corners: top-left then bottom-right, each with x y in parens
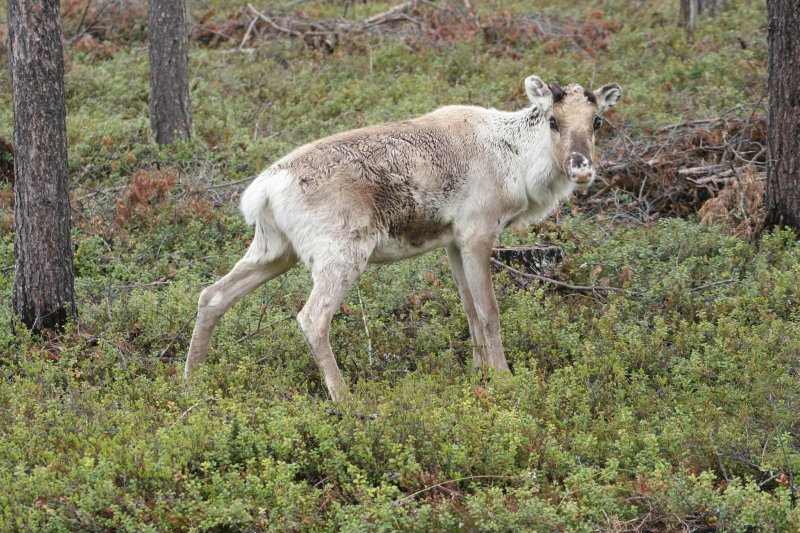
top-left (2, 0), bottom-right (798, 530)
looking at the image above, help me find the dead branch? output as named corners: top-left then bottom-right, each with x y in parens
top-left (247, 4), bottom-right (301, 37)
top-left (393, 474), bottom-right (523, 506)
top-left (591, 109), bottom-right (767, 227)
top-left (490, 258), bottom-right (633, 295)
top-left (179, 397), bottom-right (218, 420)
top-left (362, 0), bottom-right (418, 26)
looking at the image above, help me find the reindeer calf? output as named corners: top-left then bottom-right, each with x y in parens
top-left (185, 76), bottom-right (621, 400)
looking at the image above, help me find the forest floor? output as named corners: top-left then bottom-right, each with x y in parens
top-left (1, 1), bottom-right (798, 530)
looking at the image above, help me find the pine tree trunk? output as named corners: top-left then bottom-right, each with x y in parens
top-left (680, 0), bottom-right (698, 43)
top-left (764, 0), bottom-right (800, 230)
top-left (8, 0), bottom-right (77, 330)
top-left (680, 0), bottom-right (724, 42)
top-left (148, 0), bottom-right (191, 144)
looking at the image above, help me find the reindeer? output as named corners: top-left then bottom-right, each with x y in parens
top-left (184, 76), bottom-right (621, 400)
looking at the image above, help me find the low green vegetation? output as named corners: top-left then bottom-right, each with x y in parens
top-left (2, 0), bottom-right (798, 530)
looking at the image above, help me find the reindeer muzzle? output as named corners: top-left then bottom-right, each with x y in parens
top-left (567, 153), bottom-right (595, 191)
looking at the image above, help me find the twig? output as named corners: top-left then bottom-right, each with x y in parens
top-left (72, 0), bottom-right (114, 45)
top-left (653, 118), bottom-right (717, 134)
top-left (237, 314), bottom-right (294, 344)
top-left (158, 311), bottom-right (197, 360)
top-left (689, 279), bottom-right (738, 292)
top-left (394, 474), bottom-right (521, 506)
top-left (179, 397), bottom-right (218, 420)
top-left (67, 0), bottom-right (93, 45)
top-left (248, 4), bottom-right (301, 37)
top-left (191, 24), bottom-right (235, 43)
top-left (362, 0), bottom-right (418, 26)
top-left (239, 15), bottom-right (259, 50)
top-left (75, 184), bottom-right (127, 201)
top-left (208, 175), bottom-right (258, 190)
top-left (324, 407), bottom-right (378, 420)
top-left (490, 258), bottom-right (632, 295)
top-left (355, 285), bottom-right (374, 367)
top-left (251, 274), bottom-right (290, 339)
top-left (678, 164), bottom-right (724, 176)
top-left (768, 392), bottom-right (797, 505)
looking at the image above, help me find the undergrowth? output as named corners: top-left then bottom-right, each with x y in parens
top-left (1, 217), bottom-right (799, 530)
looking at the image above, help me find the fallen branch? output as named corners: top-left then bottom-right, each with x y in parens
top-left (689, 279), bottom-right (739, 292)
top-left (247, 4), bottom-right (301, 36)
top-left (237, 274), bottom-right (293, 344)
top-left (394, 474), bottom-right (523, 505)
top-left (490, 258), bottom-right (632, 295)
top-left (653, 118), bottom-right (718, 133)
top-left (678, 164), bottom-right (725, 176)
top-left (158, 311), bottom-right (197, 360)
top-left (238, 14), bottom-right (259, 50)
top-left (324, 407), bottom-right (378, 421)
top-left (208, 174), bottom-right (258, 190)
top-left (179, 397), bottom-right (218, 420)
top-left (362, 0), bottom-right (418, 27)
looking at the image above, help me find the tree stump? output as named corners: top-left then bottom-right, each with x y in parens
top-left (491, 245), bottom-right (563, 276)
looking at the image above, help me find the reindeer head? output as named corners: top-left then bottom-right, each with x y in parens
top-left (525, 76), bottom-right (622, 191)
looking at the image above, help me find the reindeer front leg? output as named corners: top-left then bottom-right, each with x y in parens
top-left (446, 244), bottom-right (488, 368)
top-left (459, 235), bottom-right (510, 372)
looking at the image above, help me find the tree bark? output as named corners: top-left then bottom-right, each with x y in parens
top-left (148, 0), bottom-right (191, 144)
top-left (680, 0), bottom-right (698, 43)
top-left (764, 0), bottom-right (800, 230)
top-left (8, 0), bottom-right (77, 330)
top-left (680, 0), bottom-right (724, 42)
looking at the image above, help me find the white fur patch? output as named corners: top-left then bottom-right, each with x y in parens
top-left (525, 75), bottom-right (553, 112)
top-left (240, 169), bottom-right (293, 226)
top-left (208, 292), bottom-right (224, 306)
top-left (240, 169), bottom-right (293, 264)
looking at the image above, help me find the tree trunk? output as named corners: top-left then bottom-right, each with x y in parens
top-left (764, 0), bottom-right (800, 230)
top-left (680, 0), bottom-right (698, 43)
top-left (8, 0), bottom-right (77, 331)
top-left (148, 0), bottom-right (191, 144)
top-left (680, 0), bottom-right (724, 42)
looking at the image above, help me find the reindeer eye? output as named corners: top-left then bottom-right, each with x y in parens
top-left (593, 115), bottom-right (602, 131)
top-left (549, 116), bottom-right (559, 132)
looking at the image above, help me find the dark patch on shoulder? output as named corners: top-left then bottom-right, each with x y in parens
top-left (389, 216), bottom-right (451, 247)
top-left (584, 89), bottom-right (597, 105)
top-left (369, 172), bottom-right (451, 247)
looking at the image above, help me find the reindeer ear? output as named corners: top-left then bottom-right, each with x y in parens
top-left (525, 75), bottom-right (553, 111)
top-left (593, 83), bottom-right (622, 113)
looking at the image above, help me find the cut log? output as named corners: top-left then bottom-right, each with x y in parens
top-left (491, 245), bottom-right (563, 276)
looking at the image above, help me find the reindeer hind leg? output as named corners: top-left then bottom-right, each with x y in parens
top-left (184, 253), bottom-right (297, 378)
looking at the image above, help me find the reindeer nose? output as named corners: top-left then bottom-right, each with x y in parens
top-left (567, 153), bottom-right (595, 188)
